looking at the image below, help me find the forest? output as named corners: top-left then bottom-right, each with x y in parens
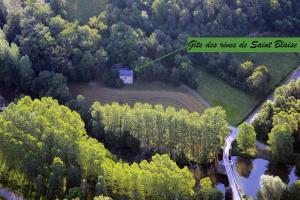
top-left (0, 0), bottom-right (299, 96)
top-left (0, 97), bottom-right (198, 200)
top-left (90, 102), bottom-right (228, 164)
top-left (0, 0), bottom-right (299, 199)
top-left (252, 78), bottom-right (300, 162)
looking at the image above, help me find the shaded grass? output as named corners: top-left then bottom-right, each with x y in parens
top-left (196, 68), bottom-right (259, 125)
top-left (234, 53), bottom-right (300, 90)
top-left (66, 0), bottom-right (107, 23)
top-left (195, 53), bottom-right (299, 125)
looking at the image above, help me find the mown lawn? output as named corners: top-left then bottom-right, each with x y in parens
top-left (196, 68), bottom-right (259, 125)
top-left (234, 53), bottom-right (300, 90)
top-left (195, 53), bottom-right (300, 125)
top-left (66, 0), bottom-right (108, 23)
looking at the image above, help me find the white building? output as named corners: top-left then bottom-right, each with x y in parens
top-left (119, 68), bottom-right (134, 84)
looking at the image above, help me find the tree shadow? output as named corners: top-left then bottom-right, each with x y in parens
top-left (235, 157), bottom-right (253, 178)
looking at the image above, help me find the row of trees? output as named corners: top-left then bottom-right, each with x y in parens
top-left (0, 97), bottom-right (196, 200)
top-left (90, 102), bottom-right (229, 164)
top-left (252, 78), bottom-right (300, 162)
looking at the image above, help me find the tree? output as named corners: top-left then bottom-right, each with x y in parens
top-left (3, 11), bottom-right (21, 43)
top-left (49, 0), bottom-right (67, 17)
top-left (91, 101), bottom-right (228, 164)
top-left (94, 196), bottom-right (113, 200)
top-left (0, 29), bottom-right (20, 88)
top-left (238, 61), bottom-right (254, 80)
top-left (80, 179), bottom-right (89, 200)
top-left (66, 187), bottom-right (81, 200)
top-left (0, 96), bottom-right (88, 197)
top-left (286, 180), bottom-right (300, 200)
top-left (20, 23), bottom-right (55, 72)
top-left (268, 124), bottom-right (294, 162)
top-left (197, 177), bottom-right (223, 200)
top-left (247, 66), bottom-right (270, 94)
top-left (237, 123), bottom-right (256, 154)
top-left (170, 67), bottom-right (180, 86)
top-left (95, 176), bottom-right (108, 196)
top-left (31, 71), bottom-right (71, 102)
top-left (106, 22), bottom-right (145, 64)
top-left (35, 175), bottom-right (46, 199)
top-left (50, 157), bottom-right (65, 198)
top-left (19, 55), bottom-right (34, 92)
top-left (257, 175), bottom-right (286, 200)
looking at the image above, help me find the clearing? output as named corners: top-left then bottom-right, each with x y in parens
top-left (195, 53), bottom-right (300, 125)
top-left (66, 0), bottom-right (107, 23)
top-left (69, 81), bottom-right (206, 113)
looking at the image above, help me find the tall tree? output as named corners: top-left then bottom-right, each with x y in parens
top-left (257, 175), bottom-right (286, 200)
top-left (268, 124), bottom-right (294, 162)
top-left (237, 123), bottom-right (256, 154)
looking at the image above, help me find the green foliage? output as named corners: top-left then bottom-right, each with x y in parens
top-left (257, 175), bottom-right (286, 200)
top-left (205, 54), bottom-right (271, 96)
top-left (284, 180), bottom-right (300, 200)
top-left (101, 154), bottom-right (195, 200)
top-left (237, 123), bottom-right (256, 154)
top-left (66, 187), bottom-right (81, 200)
top-left (253, 78), bottom-right (300, 152)
top-left (95, 176), bottom-right (108, 196)
top-left (0, 97), bottom-right (196, 200)
top-left (0, 96), bottom-right (90, 198)
top-left (0, 29), bottom-right (20, 88)
top-left (268, 124), bottom-right (294, 163)
top-left (91, 102), bottom-right (229, 164)
top-left (94, 195), bottom-right (113, 200)
top-left (196, 177), bottom-right (223, 200)
top-left (19, 55), bottom-right (34, 92)
top-left (31, 71), bottom-right (71, 102)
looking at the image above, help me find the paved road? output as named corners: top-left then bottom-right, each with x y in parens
top-left (223, 65), bottom-right (300, 200)
top-left (223, 126), bottom-right (243, 200)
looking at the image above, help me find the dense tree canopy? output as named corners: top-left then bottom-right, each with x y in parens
top-left (267, 124), bottom-right (294, 163)
top-left (90, 102), bottom-right (229, 164)
top-left (1, 0), bottom-right (298, 91)
top-left (252, 78), bottom-right (300, 161)
top-left (0, 97), bottom-right (196, 200)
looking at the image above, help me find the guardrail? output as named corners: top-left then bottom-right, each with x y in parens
top-left (223, 127), bottom-right (243, 200)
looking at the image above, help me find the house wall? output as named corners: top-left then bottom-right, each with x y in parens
top-left (120, 76), bottom-right (133, 84)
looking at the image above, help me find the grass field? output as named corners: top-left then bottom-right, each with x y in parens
top-left (69, 81), bottom-right (207, 113)
top-left (66, 0), bottom-right (107, 23)
top-left (195, 53), bottom-right (300, 125)
top-left (234, 53), bottom-right (300, 90)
